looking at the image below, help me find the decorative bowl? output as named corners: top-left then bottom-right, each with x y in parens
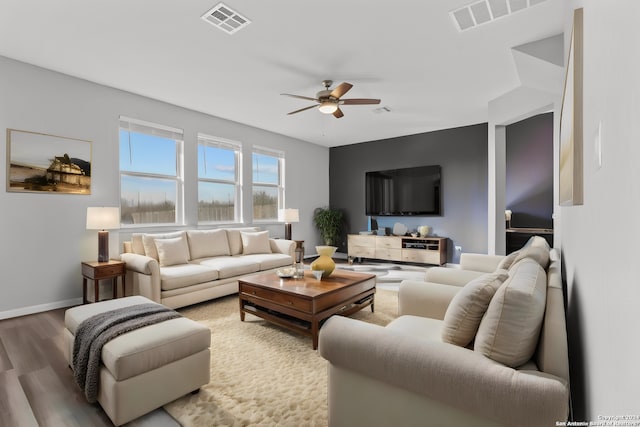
top-left (276, 267), bottom-right (295, 278)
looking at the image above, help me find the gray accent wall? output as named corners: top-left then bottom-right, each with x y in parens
top-left (329, 123), bottom-right (488, 262)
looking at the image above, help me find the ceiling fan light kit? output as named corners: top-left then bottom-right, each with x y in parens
top-left (318, 101), bottom-right (338, 114)
top-left (282, 80), bottom-right (380, 119)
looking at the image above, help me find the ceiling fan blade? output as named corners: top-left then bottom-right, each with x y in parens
top-left (341, 98), bottom-right (381, 105)
top-left (330, 82), bottom-right (353, 99)
top-left (281, 93), bottom-right (318, 102)
top-left (287, 104), bottom-right (317, 115)
top-left (333, 108), bottom-right (344, 119)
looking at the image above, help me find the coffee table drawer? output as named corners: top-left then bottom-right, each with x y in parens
top-left (242, 284), bottom-right (311, 312)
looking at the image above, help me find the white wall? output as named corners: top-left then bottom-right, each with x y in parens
top-left (0, 56), bottom-right (328, 317)
top-left (562, 0), bottom-right (640, 420)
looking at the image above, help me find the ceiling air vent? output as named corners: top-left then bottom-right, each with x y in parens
top-left (201, 3), bottom-right (251, 35)
top-left (451, 0), bottom-right (547, 32)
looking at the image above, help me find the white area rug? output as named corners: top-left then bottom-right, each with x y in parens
top-left (336, 262), bottom-right (428, 285)
top-left (163, 289), bottom-right (398, 426)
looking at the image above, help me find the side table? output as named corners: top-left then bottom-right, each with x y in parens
top-left (81, 260), bottom-right (126, 304)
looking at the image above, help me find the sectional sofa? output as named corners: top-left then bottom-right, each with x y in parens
top-left (120, 227), bottom-right (295, 309)
top-left (319, 237), bottom-right (569, 426)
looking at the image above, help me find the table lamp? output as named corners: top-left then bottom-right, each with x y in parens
top-left (279, 208), bottom-right (299, 240)
top-left (86, 207), bottom-right (120, 262)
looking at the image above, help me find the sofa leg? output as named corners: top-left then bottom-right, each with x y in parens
top-left (190, 388), bottom-right (201, 395)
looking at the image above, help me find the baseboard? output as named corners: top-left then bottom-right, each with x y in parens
top-left (0, 297), bottom-right (82, 320)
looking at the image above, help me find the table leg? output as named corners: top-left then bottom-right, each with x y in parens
top-left (82, 277), bottom-right (88, 304)
top-left (311, 320), bottom-right (319, 350)
top-left (94, 279), bottom-right (99, 303)
top-left (121, 274), bottom-right (126, 297)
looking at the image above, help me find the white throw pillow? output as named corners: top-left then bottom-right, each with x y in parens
top-left (512, 246), bottom-right (550, 269)
top-left (225, 227), bottom-right (260, 255)
top-left (496, 250), bottom-right (519, 270)
top-left (241, 230), bottom-right (272, 255)
top-left (142, 231), bottom-right (185, 260)
top-left (187, 229), bottom-right (231, 259)
top-left (154, 236), bottom-right (191, 267)
top-left (474, 258), bottom-right (547, 367)
top-left (441, 270), bottom-right (509, 347)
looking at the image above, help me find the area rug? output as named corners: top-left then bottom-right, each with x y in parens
top-left (163, 288), bottom-right (398, 426)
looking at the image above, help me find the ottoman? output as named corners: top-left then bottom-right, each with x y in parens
top-left (63, 296), bottom-right (211, 426)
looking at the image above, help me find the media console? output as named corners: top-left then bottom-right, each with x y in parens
top-left (347, 234), bottom-right (447, 265)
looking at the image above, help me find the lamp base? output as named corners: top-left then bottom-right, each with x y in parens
top-left (284, 223), bottom-right (292, 240)
top-left (98, 230), bottom-right (109, 262)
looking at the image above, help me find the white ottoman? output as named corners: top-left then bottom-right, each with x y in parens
top-left (64, 296), bottom-right (210, 426)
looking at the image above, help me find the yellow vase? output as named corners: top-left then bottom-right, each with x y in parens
top-left (310, 246), bottom-right (337, 278)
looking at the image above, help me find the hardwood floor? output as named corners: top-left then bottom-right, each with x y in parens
top-left (0, 307), bottom-right (179, 427)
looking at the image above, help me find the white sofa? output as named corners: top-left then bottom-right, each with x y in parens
top-left (319, 237), bottom-right (570, 427)
top-left (120, 227), bottom-right (295, 309)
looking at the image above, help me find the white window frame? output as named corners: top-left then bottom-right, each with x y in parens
top-left (252, 145), bottom-right (285, 222)
top-left (119, 116), bottom-right (184, 227)
top-left (197, 133), bottom-right (243, 224)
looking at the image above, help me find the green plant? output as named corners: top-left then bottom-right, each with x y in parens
top-left (313, 207), bottom-right (345, 246)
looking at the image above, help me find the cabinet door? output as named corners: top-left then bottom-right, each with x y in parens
top-left (402, 249), bottom-right (440, 265)
top-left (375, 248), bottom-right (402, 261)
top-left (375, 236), bottom-right (401, 249)
top-left (349, 246), bottom-right (376, 258)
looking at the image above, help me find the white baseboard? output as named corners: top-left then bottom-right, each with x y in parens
top-left (0, 297), bottom-right (82, 320)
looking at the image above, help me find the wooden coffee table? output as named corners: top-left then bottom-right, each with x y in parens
top-left (239, 269), bottom-right (376, 349)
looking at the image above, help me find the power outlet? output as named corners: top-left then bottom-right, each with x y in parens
top-left (455, 245), bottom-right (462, 252)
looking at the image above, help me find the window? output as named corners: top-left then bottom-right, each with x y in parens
top-left (252, 147), bottom-right (284, 221)
top-left (197, 134), bottom-right (242, 223)
top-left (119, 117), bottom-right (184, 225)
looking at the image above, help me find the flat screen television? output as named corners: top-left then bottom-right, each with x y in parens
top-left (365, 165), bottom-right (441, 216)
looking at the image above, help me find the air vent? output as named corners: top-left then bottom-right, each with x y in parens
top-left (201, 3), bottom-right (251, 34)
top-left (451, 0), bottom-right (547, 32)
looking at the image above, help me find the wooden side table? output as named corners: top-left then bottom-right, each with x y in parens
top-left (81, 260), bottom-right (126, 304)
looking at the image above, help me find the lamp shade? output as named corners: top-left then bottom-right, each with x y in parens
top-left (86, 207), bottom-right (120, 230)
top-left (279, 208), bottom-right (299, 223)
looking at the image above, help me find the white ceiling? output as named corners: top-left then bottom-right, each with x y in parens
top-left (0, 0), bottom-right (565, 147)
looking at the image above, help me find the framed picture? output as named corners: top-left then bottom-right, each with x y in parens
top-left (559, 8), bottom-right (583, 206)
top-left (6, 129), bottom-right (92, 194)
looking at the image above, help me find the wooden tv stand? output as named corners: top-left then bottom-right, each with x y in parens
top-left (347, 234), bottom-right (447, 265)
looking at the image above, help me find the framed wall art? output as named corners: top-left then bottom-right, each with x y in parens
top-left (6, 128), bottom-right (92, 195)
top-left (559, 8), bottom-right (583, 206)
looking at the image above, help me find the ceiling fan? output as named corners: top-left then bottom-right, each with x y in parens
top-left (281, 80), bottom-right (381, 118)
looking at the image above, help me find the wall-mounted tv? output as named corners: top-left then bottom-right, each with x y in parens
top-left (365, 165), bottom-right (441, 216)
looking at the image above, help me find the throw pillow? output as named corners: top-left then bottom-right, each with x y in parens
top-left (225, 227), bottom-right (260, 255)
top-left (142, 231), bottom-right (185, 260)
top-left (154, 236), bottom-right (191, 267)
top-left (474, 258), bottom-right (547, 367)
top-left (496, 250), bottom-right (519, 270)
top-left (241, 230), bottom-right (272, 255)
top-left (512, 246), bottom-right (550, 269)
top-left (187, 229), bottom-right (231, 259)
top-left (441, 270), bottom-right (509, 347)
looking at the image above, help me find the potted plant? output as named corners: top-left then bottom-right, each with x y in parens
top-left (313, 207), bottom-right (345, 247)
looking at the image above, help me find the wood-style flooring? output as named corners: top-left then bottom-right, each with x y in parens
top-left (0, 307), bottom-right (179, 427)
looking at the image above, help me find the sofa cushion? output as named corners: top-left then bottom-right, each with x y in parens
top-left (241, 231), bottom-right (272, 255)
top-left (142, 231), bottom-right (186, 261)
top-left (130, 233), bottom-right (146, 255)
top-left (155, 236), bottom-right (191, 267)
top-left (387, 315), bottom-right (443, 341)
top-left (441, 270), bottom-right (509, 347)
top-left (240, 253), bottom-right (292, 270)
top-left (512, 246), bottom-right (550, 270)
top-left (195, 256), bottom-right (260, 279)
top-left (225, 227), bottom-right (260, 255)
top-left (159, 264), bottom-right (220, 291)
top-left (186, 229), bottom-right (231, 259)
top-left (474, 258), bottom-right (547, 367)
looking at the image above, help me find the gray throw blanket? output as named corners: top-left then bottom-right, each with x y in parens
top-left (72, 303), bottom-right (181, 403)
